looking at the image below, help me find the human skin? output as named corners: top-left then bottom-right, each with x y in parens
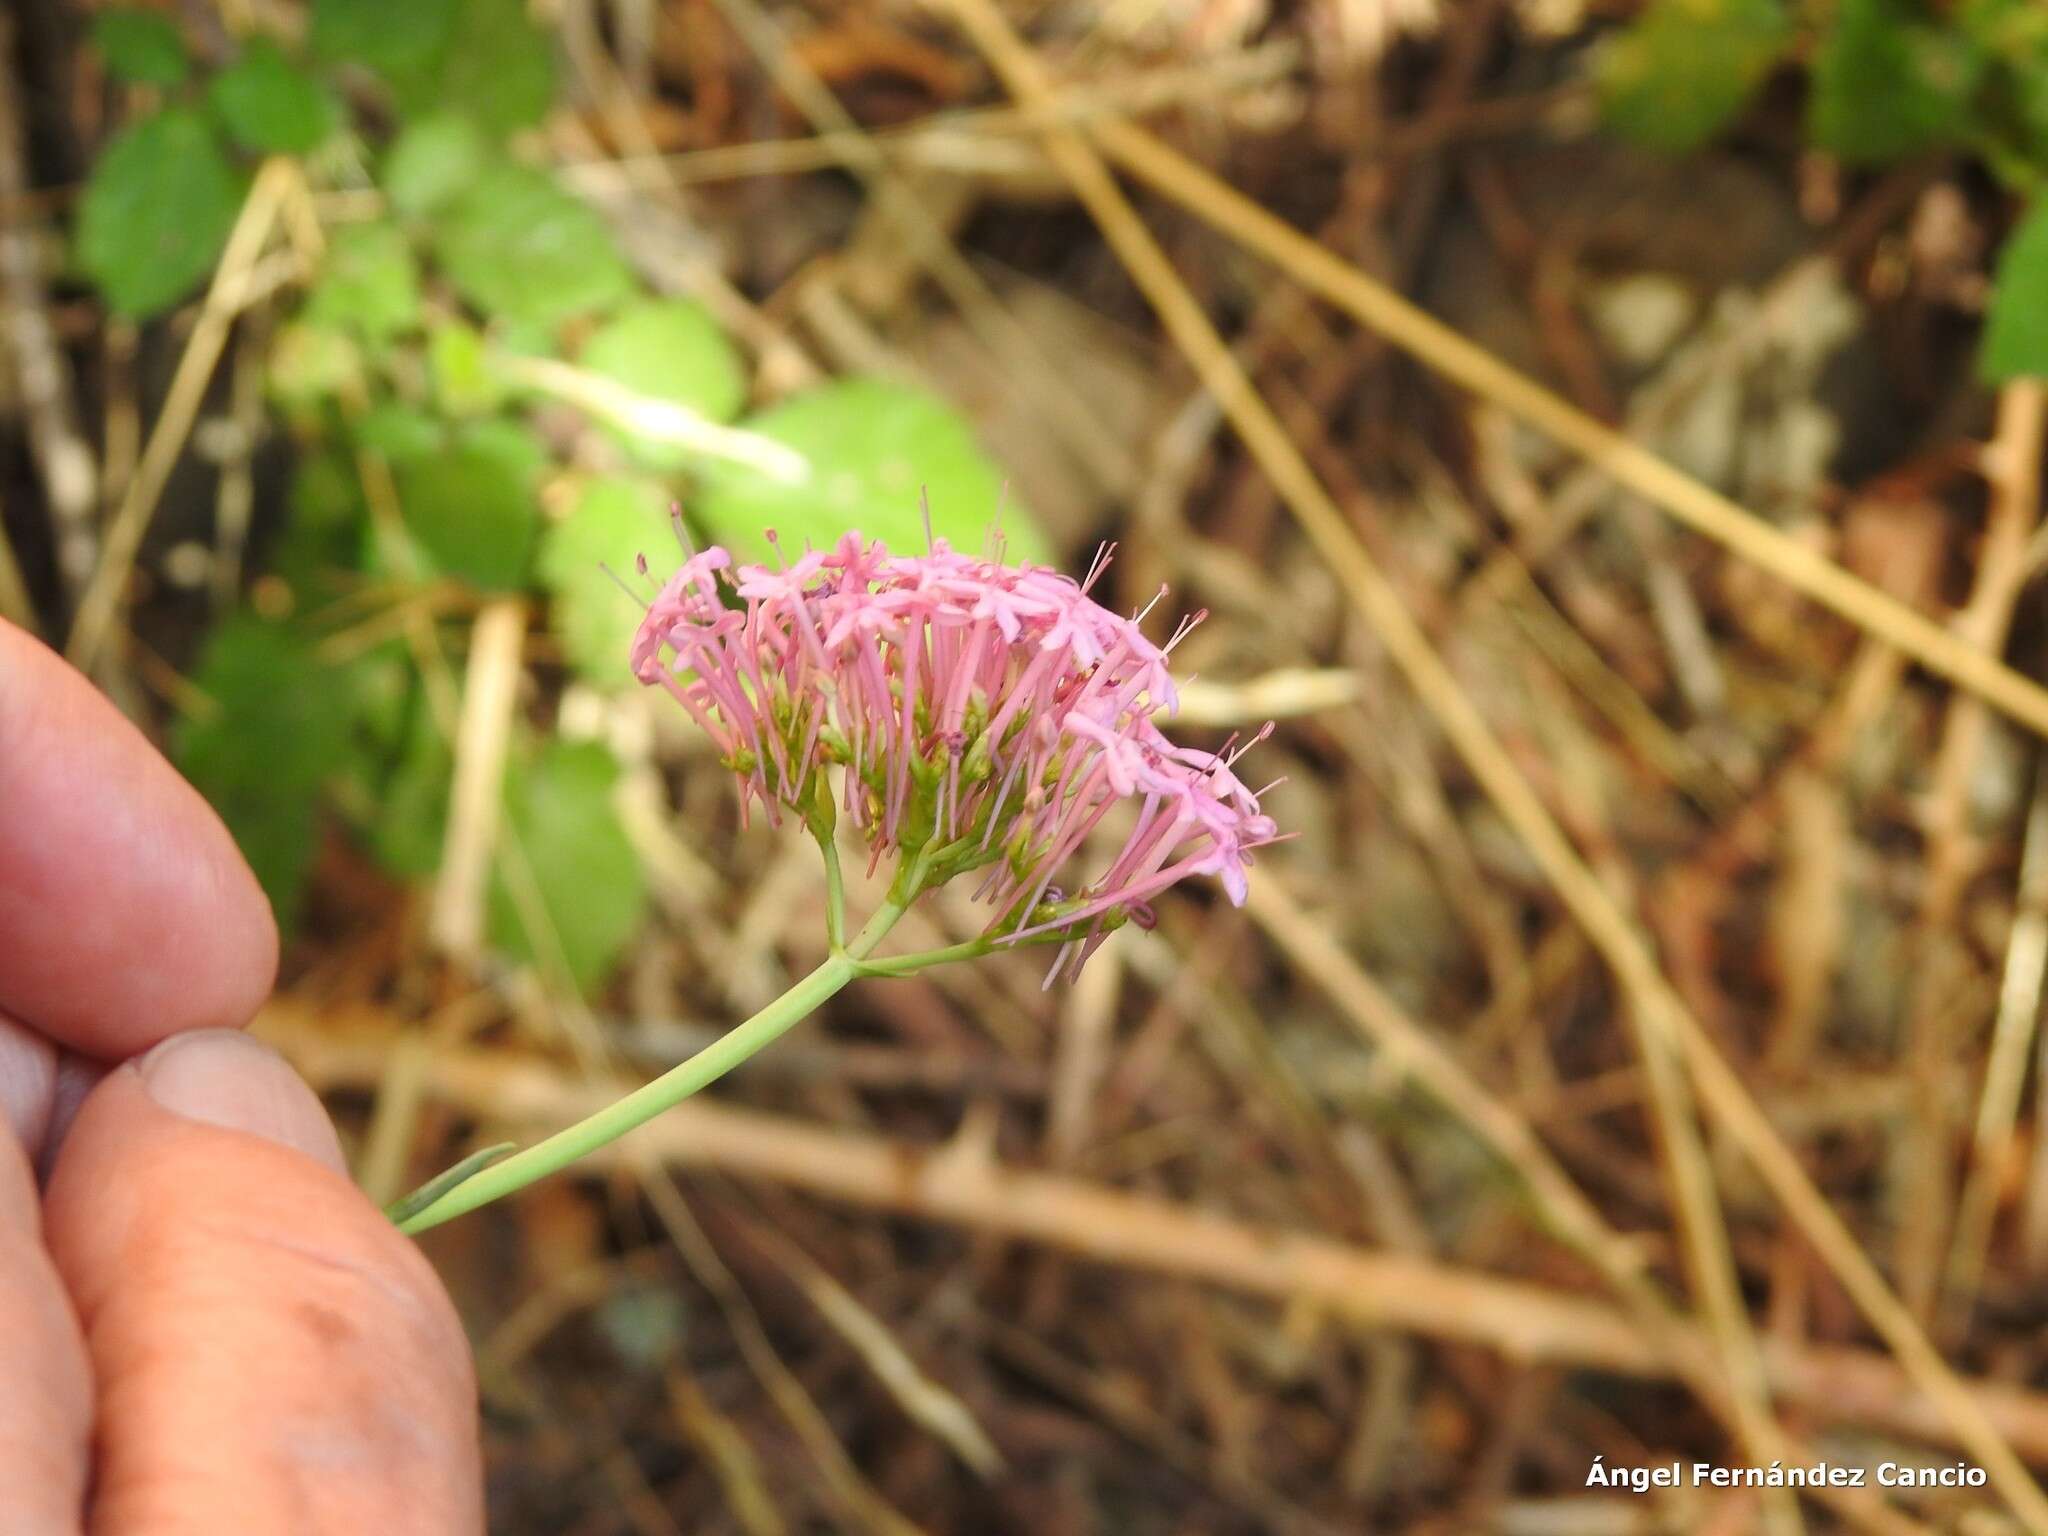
top-left (0, 619), bottom-right (483, 1534)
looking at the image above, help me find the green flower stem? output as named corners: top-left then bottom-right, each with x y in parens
top-left (850, 936), bottom-right (995, 978)
top-left (395, 896), bottom-right (909, 1235)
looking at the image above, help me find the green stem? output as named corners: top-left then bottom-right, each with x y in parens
top-left (396, 896), bottom-right (909, 1235)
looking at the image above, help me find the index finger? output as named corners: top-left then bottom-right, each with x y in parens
top-left (0, 621), bottom-right (277, 1058)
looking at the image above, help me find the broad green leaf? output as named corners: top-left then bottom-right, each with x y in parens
top-left (1597, 0), bottom-right (1791, 153)
top-left (420, 0), bottom-right (555, 134)
top-left (93, 9), bottom-right (188, 87)
top-left (695, 380), bottom-right (1048, 564)
top-left (430, 322), bottom-right (501, 415)
top-left (1960, 0), bottom-right (2048, 159)
top-left (1808, 0), bottom-right (1983, 163)
top-left (488, 740), bottom-right (647, 993)
top-left (175, 614), bottom-right (352, 936)
top-left (208, 39), bottom-right (339, 154)
top-left (1984, 202), bottom-right (2048, 380)
top-left (383, 116), bottom-right (490, 217)
top-left (268, 320), bottom-right (363, 403)
top-left (76, 108), bottom-right (246, 319)
top-left (359, 688), bottom-right (452, 877)
top-left (539, 476), bottom-right (670, 686)
top-left (353, 401), bottom-right (444, 463)
top-left (392, 422), bottom-right (543, 588)
top-left (275, 449), bottom-right (368, 597)
top-left (309, 0), bottom-right (456, 91)
top-left (579, 300), bottom-right (746, 468)
top-left (432, 161), bottom-right (634, 328)
top-left (305, 221), bottom-right (420, 343)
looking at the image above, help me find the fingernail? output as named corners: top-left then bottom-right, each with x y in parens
top-left (137, 1031), bottom-right (347, 1173)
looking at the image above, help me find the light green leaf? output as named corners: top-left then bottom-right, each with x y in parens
top-left (209, 39), bottom-right (340, 155)
top-left (77, 108), bottom-right (246, 319)
top-left (695, 380), bottom-right (1047, 564)
top-left (268, 320), bottom-right (363, 403)
top-left (353, 401), bottom-right (444, 463)
top-left (433, 161), bottom-right (635, 328)
top-left (488, 740), bottom-right (647, 993)
top-left (430, 321), bottom-right (501, 415)
top-left (93, 9), bottom-right (188, 87)
top-left (539, 476), bottom-right (670, 687)
top-left (383, 116), bottom-right (490, 217)
top-left (1808, 0), bottom-right (1983, 163)
top-left (175, 614), bottom-right (352, 937)
top-left (1596, 0), bottom-right (1792, 153)
top-left (579, 300), bottom-right (746, 468)
top-left (1984, 202), bottom-right (2048, 380)
top-left (392, 422), bottom-right (543, 589)
top-left (305, 221), bottom-right (420, 343)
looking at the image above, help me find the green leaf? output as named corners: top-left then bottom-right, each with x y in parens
top-left (579, 299), bottom-right (747, 468)
top-left (350, 403), bottom-right (443, 468)
top-left (539, 476), bottom-right (670, 687)
top-left (420, 0), bottom-right (555, 134)
top-left (309, 0), bottom-right (456, 90)
top-left (392, 422), bottom-right (543, 588)
top-left (1808, 0), bottom-right (1984, 163)
top-left (304, 221), bottom-right (421, 343)
top-left (695, 380), bottom-right (1047, 564)
top-left (362, 689), bottom-right (452, 877)
top-left (1960, 0), bottom-right (2048, 159)
top-left (175, 614), bottom-right (352, 937)
top-left (1596, 0), bottom-right (1792, 153)
top-left (208, 39), bottom-right (340, 154)
top-left (1984, 202), bottom-right (2048, 380)
top-left (93, 9), bottom-right (188, 87)
top-left (267, 321), bottom-right (364, 403)
top-left (430, 321), bottom-right (501, 415)
top-left (275, 449), bottom-right (369, 597)
top-left (383, 116), bottom-right (490, 217)
top-left (432, 161), bottom-right (634, 328)
top-left (489, 740), bottom-right (646, 993)
top-left (76, 108), bottom-right (247, 319)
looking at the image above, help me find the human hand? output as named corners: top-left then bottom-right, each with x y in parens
top-left (0, 621), bottom-right (482, 1534)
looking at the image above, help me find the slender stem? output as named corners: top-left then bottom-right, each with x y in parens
top-left (852, 936), bottom-right (995, 977)
top-left (819, 832), bottom-right (847, 950)
top-left (398, 897), bottom-right (910, 1234)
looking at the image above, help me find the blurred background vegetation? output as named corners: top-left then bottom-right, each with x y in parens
top-left (7, 0), bottom-right (2048, 1530)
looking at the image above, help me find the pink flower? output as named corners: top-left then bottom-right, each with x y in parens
top-left (634, 532), bottom-right (1279, 978)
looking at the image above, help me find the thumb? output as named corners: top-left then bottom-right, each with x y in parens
top-left (42, 1030), bottom-right (482, 1536)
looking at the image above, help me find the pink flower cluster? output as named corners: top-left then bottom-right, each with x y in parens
top-left (632, 533), bottom-right (1278, 974)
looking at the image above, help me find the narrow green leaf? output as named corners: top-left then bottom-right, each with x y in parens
top-left (77, 108), bottom-right (246, 319)
top-left (694, 380), bottom-right (1049, 564)
top-left (384, 1143), bottom-right (517, 1225)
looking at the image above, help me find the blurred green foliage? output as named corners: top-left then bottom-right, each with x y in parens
top-left (76, 0), bottom-right (1039, 994)
top-left (1596, 0), bottom-right (2048, 380)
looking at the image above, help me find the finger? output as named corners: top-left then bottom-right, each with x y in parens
top-left (1, 1011), bottom-right (109, 1176)
top-left (0, 620), bottom-right (278, 1056)
top-left (0, 1129), bottom-right (93, 1534)
top-left (44, 1031), bottom-right (483, 1536)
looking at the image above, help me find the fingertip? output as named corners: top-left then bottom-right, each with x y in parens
top-left (0, 621), bottom-right (279, 1053)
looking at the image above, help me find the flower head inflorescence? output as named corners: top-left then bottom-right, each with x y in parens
top-left (632, 532), bottom-right (1279, 979)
